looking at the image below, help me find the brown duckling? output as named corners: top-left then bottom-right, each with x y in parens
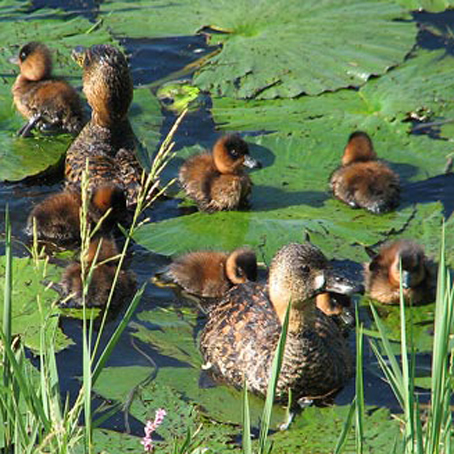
top-left (179, 134), bottom-right (261, 212)
top-left (364, 239), bottom-right (435, 305)
top-left (156, 248), bottom-right (257, 298)
top-left (200, 242), bottom-right (358, 403)
top-left (26, 184), bottom-right (128, 244)
top-left (58, 235), bottom-right (136, 308)
top-left (65, 44), bottom-right (143, 206)
top-left (330, 131), bottom-right (400, 214)
top-left (11, 42), bottom-right (84, 137)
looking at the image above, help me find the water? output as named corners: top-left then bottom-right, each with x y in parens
top-left (2, 0), bottom-right (454, 440)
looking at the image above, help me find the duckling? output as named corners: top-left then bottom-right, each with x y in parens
top-left (364, 239), bottom-right (435, 305)
top-left (26, 184), bottom-right (127, 244)
top-left (65, 44), bottom-right (143, 206)
top-left (59, 235), bottom-right (136, 308)
top-left (156, 248), bottom-right (257, 298)
top-left (179, 134), bottom-right (261, 212)
top-left (330, 131), bottom-right (400, 214)
top-left (200, 242), bottom-right (357, 403)
top-left (10, 42), bottom-right (84, 137)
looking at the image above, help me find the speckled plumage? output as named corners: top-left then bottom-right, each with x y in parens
top-left (179, 134), bottom-right (260, 212)
top-left (330, 131), bottom-right (400, 214)
top-left (364, 240), bottom-right (436, 305)
top-left (200, 242), bottom-right (354, 402)
top-left (64, 45), bottom-right (143, 206)
top-left (11, 42), bottom-right (84, 136)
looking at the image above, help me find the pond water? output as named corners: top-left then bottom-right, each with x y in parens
top-left (1, 0), bottom-right (454, 451)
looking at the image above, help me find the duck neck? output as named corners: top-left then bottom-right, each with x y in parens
top-left (287, 304), bottom-right (317, 333)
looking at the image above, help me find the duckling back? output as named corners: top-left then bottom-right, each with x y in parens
top-left (330, 131), bottom-right (400, 214)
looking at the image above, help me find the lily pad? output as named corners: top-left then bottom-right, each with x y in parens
top-left (396, 0), bottom-right (454, 11)
top-left (0, 255), bottom-right (72, 352)
top-left (211, 49), bottom-right (454, 134)
top-left (267, 405), bottom-right (400, 453)
top-left (100, 0), bottom-right (416, 99)
top-left (134, 130), bottom-right (449, 263)
top-left (128, 307), bottom-right (288, 427)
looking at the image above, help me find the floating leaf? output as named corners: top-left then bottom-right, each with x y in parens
top-left (100, 0), bottom-right (416, 99)
top-left (396, 0), bottom-right (454, 11)
top-left (0, 256), bottom-right (71, 352)
top-left (134, 131), bottom-right (448, 263)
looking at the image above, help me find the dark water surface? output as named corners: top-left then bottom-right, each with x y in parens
top-left (1, 0), bottom-right (453, 438)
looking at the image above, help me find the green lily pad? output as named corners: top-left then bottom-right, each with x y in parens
top-left (0, 256), bottom-right (72, 352)
top-left (129, 87), bottom-right (163, 170)
top-left (211, 49), bottom-right (454, 134)
top-left (128, 307), bottom-right (287, 427)
top-left (0, 4), bottom-right (118, 183)
top-left (396, 0), bottom-right (454, 11)
top-left (157, 81), bottom-right (202, 114)
top-left (100, 0), bottom-right (416, 99)
top-left (267, 406), bottom-right (400, 453)
top-left (134, 130), bottom-right (449, 263)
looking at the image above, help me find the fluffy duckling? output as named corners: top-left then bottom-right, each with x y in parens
top-left (26, 184), bottom-right (127, 244)
top-left (364, 240), bottom-right (435, 305)
top-left (179, 134), bottom-right (261, 212)
top-left (156, 248), bottom-right (257, 298)
top-left (11, 42), bottom-right (84, 137)
top-left (200, 242), bottom-right (357, 403)
top-left (330, 131), bottom-right (400, 214)
top-left (58, 235), bottom-right (136, 308)
top-left (65, 44), bottom-right (143, 206)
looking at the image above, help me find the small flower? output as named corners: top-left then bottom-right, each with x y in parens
top-left (141, 408), bottom-right (167, 452)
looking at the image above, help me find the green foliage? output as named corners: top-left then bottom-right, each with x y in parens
top-left (395, 0), bottom-right (454, 11)
top-left (100, 0), bottom-right (416, 99)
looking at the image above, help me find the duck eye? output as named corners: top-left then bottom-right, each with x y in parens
top-left (229, 148), bottom-right (239, 159)
top-left (20, 51), bottom-right (28, 61)
top-left (301, 265), bottom-right (310, 273)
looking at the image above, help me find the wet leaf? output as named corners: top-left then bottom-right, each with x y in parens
top-left (100, 0), bottom-right (416, 99)
top-left (134, 131), bottom-right (444, 263)
top-left (267, 405), bottom-right (399, 453)
top-left (396, 0), bottom-right (454, 11)
top-left (0, 256), bottom-right (71, 352)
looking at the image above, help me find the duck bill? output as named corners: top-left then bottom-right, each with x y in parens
top-left (401, 270), bottom-right (411, 289)
top-left (72, 46), bottom-right (87, 67)
top-left (325, 272), bottom-right (364, 296)
top-left (243, 155), bottom-right (262, 169)
top-left (9, 55), bottom-right (20, 65)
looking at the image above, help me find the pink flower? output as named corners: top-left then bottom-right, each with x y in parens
top-left (141, 408), bottom-right (167, 452)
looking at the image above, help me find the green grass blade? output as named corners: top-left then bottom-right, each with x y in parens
top-left (334, 397), bottom-right (355, 454)
top-left (242, 380), bottom-right (252, 454)
top-left (92, 285), bottom-right (145, 384)
top-left (258, 301), bottom-right (290, 453)
top-left (355, 307), bottom-right (364, 454)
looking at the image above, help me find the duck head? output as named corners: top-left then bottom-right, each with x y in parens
top-left (370, 240), bottom-right (427, 290)
top-left (10, 42), bottom-right (52, 81)
top-left (72, 44), bottom-right (133, 127)
top-left (225, 248), bottom-right (258, 285)
top-left (269, 242), bottom-right (359, 328)
top-left (213, 134), bottom-right (261, 174)
top-left (342, 131), bottom-right (377, 166)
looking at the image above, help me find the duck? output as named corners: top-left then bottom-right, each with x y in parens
top-left (364, 239), bottom-right (435, 305)
top-left (65, 44), bottom-right (144, 207)
top-left (200, 242), bottom-right (358, 403)
top-left (179, 134), bottom-right (261, 212)
top-left (10, 42), bottom-right (84, 137)
top-left (155, 248), bottom-right (258, 298)
top-left (26, 184), bottom-right (128, 244)
top-left (330, 131), bottom-right (400, 214)
top-left (58, 235), bottom-right (136, 308)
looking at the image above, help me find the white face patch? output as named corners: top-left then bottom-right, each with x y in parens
top-left (314, 273), bottom-right (325, 291)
